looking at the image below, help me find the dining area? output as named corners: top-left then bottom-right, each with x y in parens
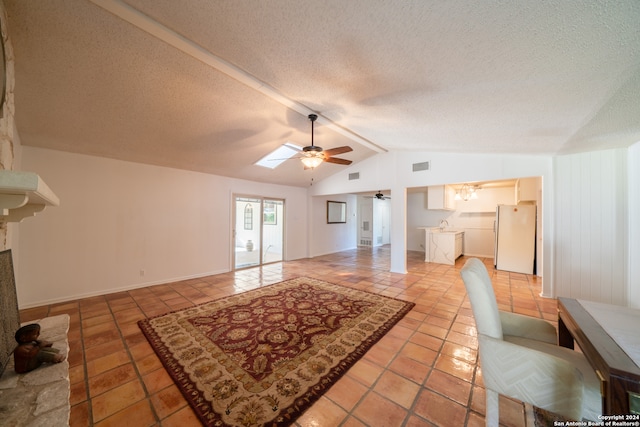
top-left (557, 298), bottom-right (640, 417)
top-left (460, 258), bottom-right (640, 425)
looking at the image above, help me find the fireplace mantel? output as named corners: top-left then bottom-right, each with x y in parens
top-left (0, 171), bottom-right (60, 222)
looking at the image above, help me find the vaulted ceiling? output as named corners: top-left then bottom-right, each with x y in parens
top-left (5, 1), bottom-right (640, 187)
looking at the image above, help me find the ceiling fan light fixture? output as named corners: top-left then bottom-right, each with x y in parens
top-left (301, 153), bottom-right (324, 169)
top-left (299, 113), bottom-right (353, 169)
top-left (300, 114), bottom-right (323, 169)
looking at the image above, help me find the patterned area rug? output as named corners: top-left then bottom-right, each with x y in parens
top-left (138, 277), bottom-right (415, 427)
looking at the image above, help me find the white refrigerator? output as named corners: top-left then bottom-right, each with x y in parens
top-left (494, 204), bottom-right (536, 274)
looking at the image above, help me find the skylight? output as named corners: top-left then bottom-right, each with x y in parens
top-left (255, 142), bottom-right (302, 169)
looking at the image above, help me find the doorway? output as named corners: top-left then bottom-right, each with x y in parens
top-left (357, 196), bottom-right (391, 247)
top-left (233, 196), bottom-right (284, 269)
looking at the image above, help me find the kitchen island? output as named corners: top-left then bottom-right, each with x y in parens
top-left (419, 227), bottom-right (464, 265)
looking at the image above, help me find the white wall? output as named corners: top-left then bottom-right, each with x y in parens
top-left (310, 194), bottom-right (358, 257)
top-left (553, 148), bottom-right (628, 305)
top-left (16, 144), bottom-right (638, 308)
top-left (629, 142), bottom-right (640, 309)
top-left (17, 147), bottom-right (309, 308)
top-left (406, 190), bottom-right (448, 252)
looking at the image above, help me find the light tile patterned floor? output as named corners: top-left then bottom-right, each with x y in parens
top-left (20, 247), bottom-right (557, 426)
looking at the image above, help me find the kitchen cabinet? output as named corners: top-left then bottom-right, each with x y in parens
top-left (422, 228), bottom-right (464, 265)
top-left (427, 185), bottom-right (456, 210)
top-left (516, 178), bottom-right (538, 204)
top-left (455, 232), bottom-right (463, 259)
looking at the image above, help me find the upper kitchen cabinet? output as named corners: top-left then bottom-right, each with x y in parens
top-left (516, 177), bottom-right (539, 204)
top-left (427, 185), bottom-right (456, 210)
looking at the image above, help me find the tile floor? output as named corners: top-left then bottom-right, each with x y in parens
top-left (19, 247), bottom-right (557, 427)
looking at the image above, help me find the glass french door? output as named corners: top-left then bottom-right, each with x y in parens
top-left (233, 196), bottom-right (284, 269)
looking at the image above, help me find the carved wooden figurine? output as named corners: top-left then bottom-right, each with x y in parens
top-left (13, 323), bottom-right (65, 374)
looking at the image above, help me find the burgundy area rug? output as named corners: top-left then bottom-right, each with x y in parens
top-left (138, 277), bottom-right (414, 427)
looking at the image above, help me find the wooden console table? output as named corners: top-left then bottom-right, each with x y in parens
top-left (557, 297), bottom-right (640, 415)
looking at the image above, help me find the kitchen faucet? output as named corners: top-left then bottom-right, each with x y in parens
top-left (439, 219), bottom-right (449, 231)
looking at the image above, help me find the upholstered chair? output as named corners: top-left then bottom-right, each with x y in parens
top-left (460, 258), bottom-right (602, 426)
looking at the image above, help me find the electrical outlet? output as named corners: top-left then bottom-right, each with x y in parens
top-left (140, 269), bottom-right (145, 276)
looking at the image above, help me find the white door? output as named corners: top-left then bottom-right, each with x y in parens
top-left (359, 197), bottom-right (373, 246)
top-left (380, 200), bottom-right (390, 245)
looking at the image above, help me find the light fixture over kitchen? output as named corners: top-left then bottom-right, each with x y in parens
top-left (455, 183), bottom-right (479, 201)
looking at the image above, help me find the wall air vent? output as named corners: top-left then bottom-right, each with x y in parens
top-left (348, 172), bottom-right (360, 180)
top-left (412, 161), bottom-right (430, 172)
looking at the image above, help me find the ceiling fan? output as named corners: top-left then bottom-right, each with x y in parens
top-left (300, 114), bottom-right (353, 169)
top-left (366, 191), bottom-right (391, 200)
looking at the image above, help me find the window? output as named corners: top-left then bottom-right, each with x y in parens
top-left (244, 204), bottom-right (253, 230)
top-left (254, 142), bottom-right (302, 169)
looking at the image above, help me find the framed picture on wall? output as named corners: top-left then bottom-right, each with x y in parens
top-left (327, 201), bottom-right (346, 224)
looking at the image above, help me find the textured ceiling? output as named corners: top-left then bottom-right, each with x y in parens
top-left (5, 0), bottom-right (640, 187)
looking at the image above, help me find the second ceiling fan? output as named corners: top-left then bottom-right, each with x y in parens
top-left (365, 191), bottom-right (391, 200)
top-left (300, 114), bottom-right (353, 169)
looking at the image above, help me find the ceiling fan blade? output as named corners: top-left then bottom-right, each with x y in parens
top-left (323, 146), bottom-right (353, 157)
top-left (324, 157), bottom-right (352, 165)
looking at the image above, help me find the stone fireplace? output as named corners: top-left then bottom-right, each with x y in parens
top-left (0, 249), bottom-right (18, 376)
top-left (0, 251), bottom-right (70, 426)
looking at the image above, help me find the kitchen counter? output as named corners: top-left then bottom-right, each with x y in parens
top-left (420, 227), bottom-right (465, 265)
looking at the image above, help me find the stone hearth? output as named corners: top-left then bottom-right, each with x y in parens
top-left (0, 314), bottom-right (70, 426)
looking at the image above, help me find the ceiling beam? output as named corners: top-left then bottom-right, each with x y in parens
top-left (90, 0), bottom-right (387, 153)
